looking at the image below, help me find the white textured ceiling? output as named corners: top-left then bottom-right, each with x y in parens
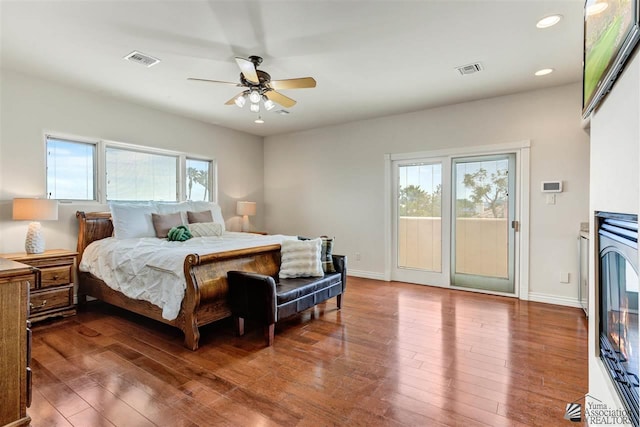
top-left (1, 0), bottom-right (584, 137)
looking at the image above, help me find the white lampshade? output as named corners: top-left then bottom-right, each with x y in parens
top-left (237, 201), bottom-right (256, 232)
top-left (13, 198), bottom-right (58, 254)
top-left (13, 198), bottom-right (58, 221)
top-left (236, 201), bottom-right (256, 216)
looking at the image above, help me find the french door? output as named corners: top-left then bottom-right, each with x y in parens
top-left (391, 150), bottom-right (520, 296)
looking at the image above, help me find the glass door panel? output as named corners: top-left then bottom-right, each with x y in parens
top-left (397, 162), bottom-right (442, 271)
top-left (452, 154), bottom-right (515, 293)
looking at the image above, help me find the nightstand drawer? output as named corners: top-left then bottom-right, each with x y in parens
top-left (40, 265), bottom-right (72, 288)
top-left (30, 285), bottom-right (74, 314)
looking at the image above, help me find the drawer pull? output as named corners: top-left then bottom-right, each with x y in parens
top-left (30, 300), bottom-right (47, 309)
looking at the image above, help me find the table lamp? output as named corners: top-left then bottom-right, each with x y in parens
top-left (236, 201), bottom-right (256, 232)
top-left (12, 198), bottom-right (59, 254)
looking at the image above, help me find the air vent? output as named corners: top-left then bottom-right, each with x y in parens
top-left (455, 62), bottom-right (483, 75)
top-left (124, 51), bottom-right (160, 68)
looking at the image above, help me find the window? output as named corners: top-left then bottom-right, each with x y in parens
top-left (106, 146), bottom-right (178, 201)
top-left (45, 133), bottom-right (216, 203)
top-left (46, 136), bottom-right (96, 200)
top-left (186, 158), bottom-right (212, 201)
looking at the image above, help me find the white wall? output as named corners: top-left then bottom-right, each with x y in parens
top-left (588, 49), bottom-right (639, 420)
top-left (264, 83), bottom-right (590, 304)
top-left (0, 70), bottom-right (264, 253)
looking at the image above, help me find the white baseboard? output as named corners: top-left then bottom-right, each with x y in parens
top-left (528, 292), bottom-right (582, 308)
top-left (347, 270), bottom-right (387, 281)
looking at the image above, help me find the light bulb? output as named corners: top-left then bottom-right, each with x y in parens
top-left (263, 98), bottom-right (276, 111)
top-left (249, 90), bottom-right (261, 103)
top-left (234, 95), bottom-right (246, 108)
top-left (255, 116), bottom-right (264, 124)
top-left (250, 103), bottom-right (260, 113)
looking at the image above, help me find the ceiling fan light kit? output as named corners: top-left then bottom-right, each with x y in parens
top-left (189, 55), bottom-right (316, 122)
top-left (234, 94), bottom-right (246, 108)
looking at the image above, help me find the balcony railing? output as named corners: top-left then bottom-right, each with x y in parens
top-left (398, 216), bottom-right (508, 277)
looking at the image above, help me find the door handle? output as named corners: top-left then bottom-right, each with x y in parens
top-left (511, 220), bottom-right (520, 232)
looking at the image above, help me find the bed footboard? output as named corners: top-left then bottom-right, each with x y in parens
top-left (180, 245), bottom-right (281, 350)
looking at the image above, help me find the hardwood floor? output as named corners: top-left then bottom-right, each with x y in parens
top-left (28, 277), bottom-right (588, 426)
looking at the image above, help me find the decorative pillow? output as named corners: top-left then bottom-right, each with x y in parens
top-left (188, 222), bottom-right (223, 237)
top-left (156, 201), bottom-right (226, 231)
top-left (279, 238), bottom-right (323, 279)
top-left (187, 201), bottom-right (226, 231)
top-left (320, 236), bottom-right (337, 273)
top-left (167, 225), bottom-right (192, 241)
top-left (152, 212), bottom-right (183, 238)
top-left (109, 202), bottom-right (156, 239)
top-left (298, 235), bottom-right (336, 273)
top-left (187, 210), bottom-right (213, 224)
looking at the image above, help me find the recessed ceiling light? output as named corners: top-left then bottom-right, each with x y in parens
top-left (254, 116), bottom-right (264, 124)
top-left (536, 14), bottom-right (563, 29)
top-left (586, 2), bottom-right (608, 16)
top-left (535, 68), bottom-right (554, 76)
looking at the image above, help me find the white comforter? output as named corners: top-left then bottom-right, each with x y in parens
top-left (79, 232), bottom-right (296, 320)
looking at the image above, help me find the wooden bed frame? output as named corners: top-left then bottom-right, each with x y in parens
top-left (75, 211), bottom-right (282, 350)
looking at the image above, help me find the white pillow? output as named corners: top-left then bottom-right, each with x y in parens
top-left (156, 201), bottom-right (189, 223)
top-left (109, 202), bottom-right (157, 239)
top-left (279, 238), bottom-right (323, 279)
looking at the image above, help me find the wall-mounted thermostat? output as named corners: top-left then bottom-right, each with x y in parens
top-left (541, 181), bottom-right (562, 193)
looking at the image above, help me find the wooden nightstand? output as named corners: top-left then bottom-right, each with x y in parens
top-left (1, 249), bottom-right (77, 323)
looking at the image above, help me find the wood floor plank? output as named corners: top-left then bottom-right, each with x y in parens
top-left (27, 277), bottom-right (588, 426)
top-left (66, 407), bottom-right (117, 427)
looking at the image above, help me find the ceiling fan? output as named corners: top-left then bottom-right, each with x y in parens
top-left (188, 55), bottom-right (316, 113)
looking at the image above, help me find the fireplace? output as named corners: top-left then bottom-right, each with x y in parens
top-left (597, 212), bottom-right (639, 426)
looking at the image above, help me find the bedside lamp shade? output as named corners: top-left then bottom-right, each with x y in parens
top-left (13, 198), bottom-right (59, 254)
top-left (236, 201), bottom-right (256, 232)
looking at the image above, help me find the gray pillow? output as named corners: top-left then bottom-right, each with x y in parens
top-left (187, 210), bottom-right (213, 224)
top-left (152, 212), bottom-right (183, 238)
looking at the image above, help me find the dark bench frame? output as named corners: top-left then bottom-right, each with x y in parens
top-left (227, 255), bottom-right (346, 346)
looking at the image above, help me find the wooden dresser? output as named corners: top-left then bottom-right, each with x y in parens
top-left (1, 249), bottom-right (77, 322)
top-left (0, 258), bottom-right (34, 427)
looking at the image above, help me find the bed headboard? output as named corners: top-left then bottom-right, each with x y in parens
top-left (76, 211), bottom-right (113, 260)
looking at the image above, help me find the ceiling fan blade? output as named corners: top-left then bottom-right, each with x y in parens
top-left (265, 90), bottom-right (297, 108)
top-left (224, 91), bottom-right (246, 105)
top-left (269, 77), bottom-right (317, 90)
top-left (235, 57), bottom-right (259, 84)
top-left (188, 78), bottom-right (240, 86)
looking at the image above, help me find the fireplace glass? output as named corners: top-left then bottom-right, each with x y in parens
top-left (597, 212), bottom-right (639, 426)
